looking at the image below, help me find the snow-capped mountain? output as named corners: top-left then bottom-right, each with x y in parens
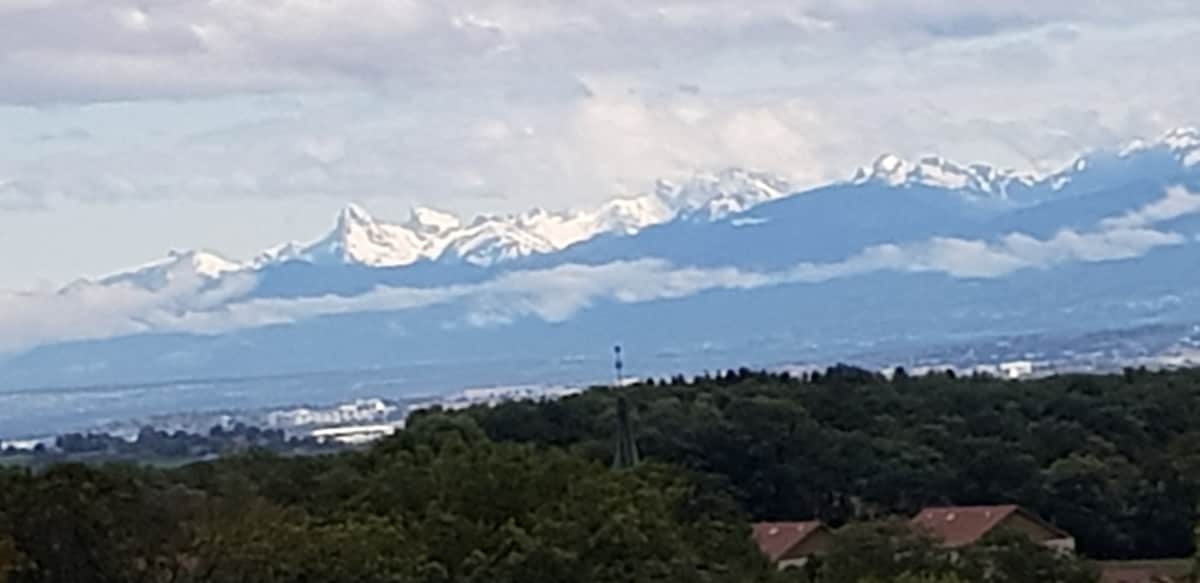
top-left (76, 127), bottom-right (1200, 293)
top-left (851, 154), bottom-right (1036, 198)
top-left (98, 250), bottom-right (245, 291)
top-left (1121, 127), bottom-right (1200, 162)
top-left (1040, 126), bottom-right (1200, 197)
top-left (300, 203), bottom-right (451, 267)
top-left (850, 127), bottom-right (1200, 201)
top-left (655, 168), bottom-right (793, 220)
top-left (13, 126), bottom-right (1200, 392)
top-left (265, 168), bottom-right (792, 269)
top-left (78, 168), bottom-right (792, 291)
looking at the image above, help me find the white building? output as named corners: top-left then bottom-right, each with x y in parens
top-left (310, 423), bottom-right (400, 445)
top-left (998, 360), bottom-right (1035, 379)
top-left (267, 398), bottom-right (396, 428)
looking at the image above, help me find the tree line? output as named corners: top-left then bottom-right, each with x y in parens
top-left (1, 364), bottom-right (1196, 581)
top-left (446, 365), bottom-right (1200, 559)
top-left (0, 411), bottom-right (1102, 583)
top-left (2, 423), bottom-right (335, 468)
top-left (0, 416), bottom-right (775, 583)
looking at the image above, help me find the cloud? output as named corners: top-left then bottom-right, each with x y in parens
top-left (0, 214), bottom-right (1186, 354)
top-left (3, 2), bottom-right (1200, 216)
top-left (777, 227), bottom-right (1184, 282)
top-left (21, 128), bottom-right (91, 143)
top-left (3, 1), bottom-right (1200, 290)
top-left (1, 1), bottom-right (1194, 106)
top-left (0, 270), bottom-right (257, 353)
top-left (1100, 187), bottom-right (1200, 230)
top-left (146, 223), bottom-right (1192, 332)
top-left (0, 180), bottom-right (48, 211)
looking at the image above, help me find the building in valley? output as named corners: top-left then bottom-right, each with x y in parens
top-left (911, 505), bottom-right (1075, 553)
top-left (751, 521), bottom-right (835, 569)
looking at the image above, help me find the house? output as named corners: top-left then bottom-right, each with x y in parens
top-left (911, 505), bottom-right (1075, 553)
top-left (999, 360), bottom-right (1035, 379)
top-left (970, 360), bottom-right (1036, 380)
top-left (751, 521), bottom-right (835, 569)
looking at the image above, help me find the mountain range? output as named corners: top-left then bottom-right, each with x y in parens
top-left (101, 167), bottom-right (791, 289)
top-left (4, 127), bottom-right (1200, 392)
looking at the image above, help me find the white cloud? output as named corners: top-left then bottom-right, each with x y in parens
top-left (1101, 187), bottom-right (1200, 230)
top-left (0, 271), bottom-right (256, 353)
top-left (0, 180), bottom-right (47, 211)
top-left (1, 1), bottom-right (1193, 106)
top-left (3, 1), bottom-right (1200, 288)
top-left (776, 227), bottom-right (1184, 283)
top-left (2, 3), bottom-right (1200, 207)
top-left (0, 216), bottom-right (1186, 353)
top-left (199, 224), bottom-right (1185, 329)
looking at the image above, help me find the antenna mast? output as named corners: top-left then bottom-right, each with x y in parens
top-left (613, 344), bottom-right (624, 386)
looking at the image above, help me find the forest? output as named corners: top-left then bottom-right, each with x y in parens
top-left (0, 364), bottom-right (1197, 582)
top-left (450, 365), bottom-right (1200, 560)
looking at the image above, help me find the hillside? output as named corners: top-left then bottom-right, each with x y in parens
top-left (3, 365), bottom-right (1196, 582)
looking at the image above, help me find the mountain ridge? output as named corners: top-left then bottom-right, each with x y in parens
top-left (93, 168), bottom-right (793, 287)
top-left (7, 125), bottom-right (1200, 391)
top-left (74, 126), bottom-right (1200, 295)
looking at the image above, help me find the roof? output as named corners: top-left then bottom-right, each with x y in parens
top-left (910, 505), bottom-right (1070, 548)
top-left (751, 521), bottom-right (828, 561)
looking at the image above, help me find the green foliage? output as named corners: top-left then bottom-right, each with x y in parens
top-left (0, 535), bottom-right (24, 583)
top-left (613, 396), bottom-right (641, 469)
top-left (461, 366), bottom-right (1200, 559)
top-left (815, 519), bottom-right (956, 583)
top-left (2, 423), bottom-right (332, 468)
top-left (5, 365), bottom-right (1200, 581)
top-left (855, 575), bottom-right (971, 583)
top-left (0, 419), bottom-right (774, 583)
top-left (793, 519), bottom-right (1096, 583)
top-left (960, 531), bottom-right (1098, 583)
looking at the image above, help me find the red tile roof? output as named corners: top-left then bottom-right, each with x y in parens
top-left (752, 521), bottom-right (826, 561)
top-left (910, 505), bottom-right (1025, 547)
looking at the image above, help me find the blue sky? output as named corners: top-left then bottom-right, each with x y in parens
top-left (3, 0), bottom-right (1200, 289)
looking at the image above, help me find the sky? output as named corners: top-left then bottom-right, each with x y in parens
top-left (3, 0), bottom-right (1200, 289)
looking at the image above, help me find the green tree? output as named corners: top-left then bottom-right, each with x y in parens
top-left (0, 535), bottom-right (25, 583)
top-left (613, 396), bottom-right (641, 469)
top-left (959, 531), bottom-right (1098, 583)
top-left (815, 519), bottom-right (954, 583)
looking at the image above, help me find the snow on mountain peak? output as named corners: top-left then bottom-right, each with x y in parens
top-left (406, 207), bottom-right (462, 234)
top-left (98, 249), bottom-right (244, 291)
top-left (1159, 127), bottom-right (1200, 168)
top-left (853, 154), bottom-right (913, 187)
top-left (81, 166), bottom-right (794, 284)
top-left (252, 241), bottom-right (306, 267)
top-left (278, 170), bottom-right (792, 269)
top-left (306, 203), bottom-right (429, 267)
top-left (913, 156), bottom-right (974, 190)
top-left (655, 168), bottom-right (792, 220)
top-left (1118, 126), bottom-right (1200, 160)
top-left (1161, 127), bottom-right (1200, 152)
top-left (1053, 126), bottom-right (1200, 190)
top-left (337, 203), bottom-right (375, 228)
top-left (178, 250), bottom-right (244, 278)
top-left (851, 153), bottom-right (1029, 196)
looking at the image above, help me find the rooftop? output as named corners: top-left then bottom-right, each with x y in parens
top-left (751, 521), bottom-right (827, 561)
